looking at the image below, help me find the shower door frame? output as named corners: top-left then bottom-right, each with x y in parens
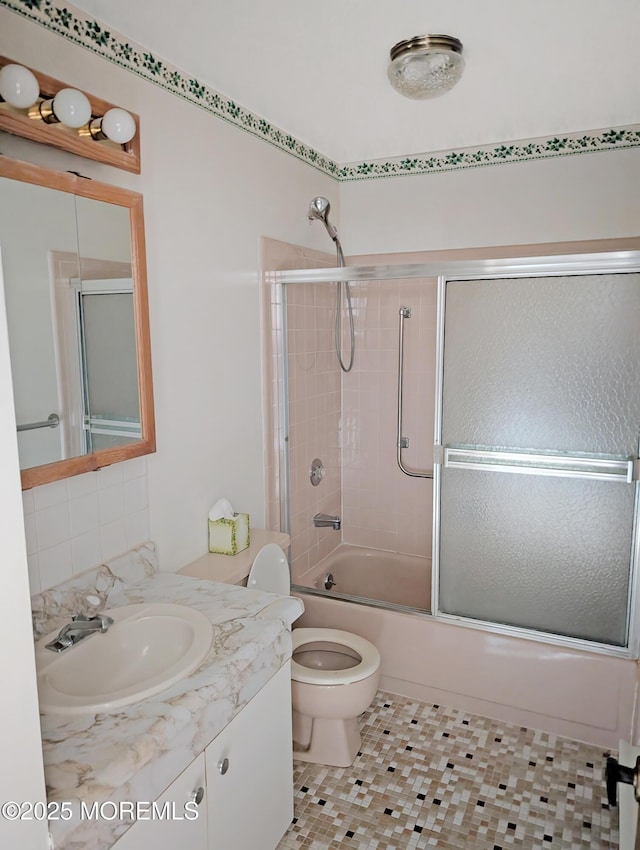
top-left (268, 249), bottom-right (640, 660)
top-left (432, 264), bottom-right (640, 660)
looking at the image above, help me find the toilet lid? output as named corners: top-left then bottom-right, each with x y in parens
top-left (248, 544), bottom-right (290, 595)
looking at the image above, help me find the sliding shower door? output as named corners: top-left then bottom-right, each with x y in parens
top-left (437, 271), bottom-right (640, 647)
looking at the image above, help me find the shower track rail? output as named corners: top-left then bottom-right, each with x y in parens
top-left (397, 306), bottom-right (432, 479)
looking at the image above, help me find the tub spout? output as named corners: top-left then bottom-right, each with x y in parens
top-left (313, 513), bottom-right (341, 530)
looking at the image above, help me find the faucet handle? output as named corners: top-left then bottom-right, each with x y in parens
top-left (78, 613), bottom-right (114, 631)
top-left (72, 612), bottom-right (113, 625)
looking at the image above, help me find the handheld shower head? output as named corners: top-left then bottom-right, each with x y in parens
top-left (309, 196), bottom-right (330, 218)
top-left (306, 196), bottom-right (354, 372)
top-left (308, 196), bottom-right (339, 242)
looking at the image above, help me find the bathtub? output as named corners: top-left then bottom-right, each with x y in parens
top-left (295, 544), bottom-right (431, 611)
top-left (292, 546), bottom-right (637, 749)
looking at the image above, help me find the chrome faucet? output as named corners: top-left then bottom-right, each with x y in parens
top-left (313, 513), bottom-right (341, 531)
top-left (45, 613), bottom-right (114, 653)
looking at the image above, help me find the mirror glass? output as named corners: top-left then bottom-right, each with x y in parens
top-left (0, 158), bottom-right (155, 489)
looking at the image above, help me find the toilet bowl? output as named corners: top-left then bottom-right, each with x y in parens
top-left (248, 544), bottom-right (381, 767)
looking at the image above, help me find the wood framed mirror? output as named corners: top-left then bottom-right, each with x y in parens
top-left (0, 157), bottom-right (155, 489)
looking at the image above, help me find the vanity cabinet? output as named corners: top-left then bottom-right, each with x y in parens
top-left (111, 662), bottom-right (293, 850)
top-left (111, 752), bottom-right (208, 850)
top-left (206, 661), bottom-right (293, 850)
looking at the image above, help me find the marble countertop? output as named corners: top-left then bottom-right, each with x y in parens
top-left (32, 542), bottom-right (303, 850)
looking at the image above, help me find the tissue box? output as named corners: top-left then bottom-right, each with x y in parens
top-left (208, 513), bottom-right (250, 555)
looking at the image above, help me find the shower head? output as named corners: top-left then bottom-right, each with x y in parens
top-left (308, 196), bottom-right (339, 242)
top-left (307, 197), bottom-right (353, 372)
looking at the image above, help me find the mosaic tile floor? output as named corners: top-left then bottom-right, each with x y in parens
top-left (277, 691), bottom-right (618, 850)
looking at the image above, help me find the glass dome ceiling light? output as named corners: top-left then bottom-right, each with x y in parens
top-left (388, 34), bottom-right (464, 100)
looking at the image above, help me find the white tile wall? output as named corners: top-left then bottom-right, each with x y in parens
top-left (23, 458), bottom-right (150, 595)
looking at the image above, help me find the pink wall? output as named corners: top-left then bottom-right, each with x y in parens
top-left (261, 239), bottom-right (342, 582)
top-left (341, 278), bottom-right (435, 557)
top-left (262, 239), bottom-right (438, 580)
top-left (286, 280), bottom-right (342, 579)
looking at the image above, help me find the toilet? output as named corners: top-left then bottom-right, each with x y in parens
top-left (248, 543), bottom-right (381, 767)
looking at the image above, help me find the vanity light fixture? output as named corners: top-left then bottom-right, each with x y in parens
top-left (387, 34), bottom-right (464, 100)
top-left (0, 56), bottom-right (141, 173)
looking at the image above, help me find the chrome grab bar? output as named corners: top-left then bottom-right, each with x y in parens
top-left (397, 307), bottom-right (432, 479)
top-left (17, 413), bottom-right (60, 432)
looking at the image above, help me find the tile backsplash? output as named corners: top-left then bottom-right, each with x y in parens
top-left (22, 457), bottom-right (149, 595)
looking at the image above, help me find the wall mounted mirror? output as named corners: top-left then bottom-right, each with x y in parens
top-left (0, 157), bottom-right (155, 489)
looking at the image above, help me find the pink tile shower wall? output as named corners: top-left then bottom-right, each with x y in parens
top-left (260, 239), bottom-right (340, 582)
top-left (341, 278), bottom-right (437, 557)
top-left (286, 283), bottom-right (342, 580)
top-left (261, 240), bottom-right (438, 576)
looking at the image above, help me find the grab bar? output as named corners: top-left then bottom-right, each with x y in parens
top-left (17, 413), bottom-right (60, 432)
top-left (397, 307), bottom-right (432, 479)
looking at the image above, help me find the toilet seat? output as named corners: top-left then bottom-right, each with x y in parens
top-left (291, 628), bottom-right (380, 686)
top-left (248, 546), bottom-right (381, 686)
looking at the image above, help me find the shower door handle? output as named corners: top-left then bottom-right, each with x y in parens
top-left (397, 306), bottom-right (433, 480)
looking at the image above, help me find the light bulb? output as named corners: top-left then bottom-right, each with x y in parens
top-left (0, 63), bottom-right (40, 109)
top-left (52, 88), bottom-right (91, 128)
top-left (100, 108), bottom-right (136, 143)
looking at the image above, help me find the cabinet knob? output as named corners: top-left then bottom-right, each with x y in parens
top-left (217, 757), bottom-right (230, 776)
top-left (190, 786), bottom-right (205, 806)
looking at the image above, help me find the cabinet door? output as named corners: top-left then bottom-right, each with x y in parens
top-left (112, 752), bottom-right (207, 850)
top-left (206, 662), bottom-right (293, 850)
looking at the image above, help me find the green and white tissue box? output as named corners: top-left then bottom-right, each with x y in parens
top-left (208, 513), bottom-right (250, 555)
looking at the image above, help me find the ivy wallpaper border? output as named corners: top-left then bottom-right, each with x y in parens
top-left (3, 0), bottom-right (640, 182)
top-left (338, 126), bottom-right (640, 181)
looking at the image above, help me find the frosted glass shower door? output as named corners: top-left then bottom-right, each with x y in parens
top-left (438, 273), bottom-right (640, 646)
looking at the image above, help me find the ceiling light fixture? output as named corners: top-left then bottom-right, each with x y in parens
top-left (388, 34), bottom-right (464, 100)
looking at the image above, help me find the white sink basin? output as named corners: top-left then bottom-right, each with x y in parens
top-left (36, 603), bottom-right (213, 715)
